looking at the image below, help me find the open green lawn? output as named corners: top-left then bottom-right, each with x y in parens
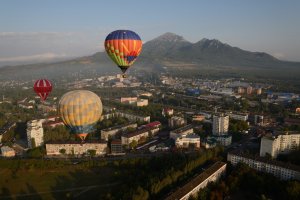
top-left (0, 163), bottom-right (120, 200)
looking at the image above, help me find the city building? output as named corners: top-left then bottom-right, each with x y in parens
top-left (170, 124), bottom-right (194, 140)
top-left (110, 139), bottom-right (124, 155)
top-left (162, 108), bottom-right (174, 117)
top-left (284, 118), bottom-right (300, 126)
top-left (209, 135), bottom-right (232, 146)
top-left (121, 126), bottom-right (160, 145)
top-left (165, 162), bottom-right (227, 200)
top-left (0, 122), bottom-right (16, 142)
top-left (26, 119), bottom-right (44, 148)
top-left (100, 123), bottom-right (137, 141)
top-left (201, 138), bottom-right (217, 149)
top-left (260, 132), bottom-right (300, 158)
top-left (138, 91), bottom-right (152, 97)
top-left (237, 87), bottom-right (245, 94)
top-left (43, 120), bottom-right (64, 128)
top-left (175, 134), bottom-right (200, 149)
top-left (247, 86), bottom-right (253, 95)
top-left (18, 103), bottom-right (33, 109)
top-left (46, 141), bottom-right (107, 156)
top-left (136, 99), bottom-right (148, 107)
top-left (228, 151), bottom-right (300, 180)
top-left (1, 146), bottom-right (16, 157)
top-left (102, 110), bottom-right (151, 123)
top-left (226, 111), bottom-right (248, 121)
top-left (141, 121), bottom-right (161, 129)
top-left (115, 111), bottom-right (150, 123)
top-left (169, 116), bottom-right (185, 128)
top-left (37, 104), bottom-right (57, 112)
top-left (254, 115), bottom-right (264, 126)
top-left (120, 97), bottom-right (138, 104)
top-left (256, 88), bottom-right (262, 95)
top-left (212, 114), bottom-right (229, 136)
top-left (192, 115), bottom-right (205, 122)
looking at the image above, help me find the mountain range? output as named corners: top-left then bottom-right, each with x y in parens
top-left (0, 32), bottom-right (299, 81)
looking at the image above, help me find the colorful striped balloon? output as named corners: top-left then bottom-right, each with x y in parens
top-left (104, 30), bottom-right (142, 76)
top-left (58, 90), bottom-right (103, 141)
top-left (33, 79), bottom-right (52, 101)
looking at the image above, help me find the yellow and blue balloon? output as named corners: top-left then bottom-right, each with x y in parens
top-left (58, 90), bottom-right (103, 141)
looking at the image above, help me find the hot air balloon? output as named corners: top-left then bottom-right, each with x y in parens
top-left (58, 90), bottom-right (103, 141)
top-left (104, 30), bottom-right (142, 77)
top-left (33, 79), bottom-right (52, 101)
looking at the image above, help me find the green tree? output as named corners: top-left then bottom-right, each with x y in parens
top-left (132, 186), bottom-right (149, 200)
top-left (87, 149), bottom-right (96, 157)
top-left (59, 148), bottom-right (66, 155)
top-left (129, 140), bottom-right (138, 149)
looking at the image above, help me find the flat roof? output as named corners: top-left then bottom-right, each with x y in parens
top-left (165, 161), bottom-right (226, 200)
top-left (172, 124), bottom-right (193, 134)
top-left (46, 140), bottom-right (107, 144)
top-left (101, 122), bottom-right (136, 132)
top-left (228, 150), bottom-right (300, 172)
top-left (122, 127), bottom-right (157, 138)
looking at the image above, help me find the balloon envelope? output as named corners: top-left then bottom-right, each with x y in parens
top-left (33, 79), bottom-right (52, 101)
top-left (104, 30), bottom-right (142, 74)
top-left (58, 90), bottom-right (103, 141)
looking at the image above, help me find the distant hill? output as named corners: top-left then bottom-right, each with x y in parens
top-left (0, 32), bottom-right (300, 81)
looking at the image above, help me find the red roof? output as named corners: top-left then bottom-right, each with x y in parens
top-left (143, 121), bottom-right (161, 128)
top-left (43, 120), bottom-right (64, 126)
top-left (111, 139), bottom-right (122, 145)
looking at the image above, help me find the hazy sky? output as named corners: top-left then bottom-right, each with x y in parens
top-left (0, 0), bottom-right (299, 64)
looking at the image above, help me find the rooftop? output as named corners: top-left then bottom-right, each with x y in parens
top-left (142, 121), bottom-right (161, 128)
top-left (228, 150), bottom-right (300, 172)
top-left (172, 124), bottom-right (193, 134)
top-left (46, 140), bottom-right (107, 145)
top-left (101, 123), bottom-right (136, 132)
top-left (122, 127), bottom-right (157, 138)
top-left (165, 161), bottom-right (226, 200)
top-left (1, 146), bottom-right (15, 153)
top-left (111, 139), bottom-right (122, 145)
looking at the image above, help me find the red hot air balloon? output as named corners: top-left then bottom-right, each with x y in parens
top-left (33, 79), bottom-right (52, 101)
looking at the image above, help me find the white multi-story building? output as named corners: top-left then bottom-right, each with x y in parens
top-left (27, 119), bottom-right (44, 148)
top-left (209, 135), bottom-right (232, 146)
top-left (136, 99), bottom-right (148, 107)
top-left (120, 97), bottom-right (138, 104)
top-left (170, 124), bottom-right (194, 140)
top-left (228, 151), bottom-right (300, 180)
top-left (226, 112), bottom-right (248, 121)
top-left (175, 134), bottom-right (200, 148)
top-left (169, 116), bottom-right (185, 128)
top-left (260, 132), bottom-right (300, 158)
top-left (101, 123), bottom-right (137, 141)
top-left (165, 162), bottom-right (227, 200)
top-left (121, 127), bottom-right (160, 145)
top-left (46, 141), bottom-right (107, 156)
top-left (212, 114), bottom-right (229, 135)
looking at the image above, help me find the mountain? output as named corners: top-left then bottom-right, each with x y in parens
top-left (0, 32), bottom-right (300, 81)
top-left (141, 33), bottom-right (279, 67)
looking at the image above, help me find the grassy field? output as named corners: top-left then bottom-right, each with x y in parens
top-left (0, 161), bottom-right (120, 200)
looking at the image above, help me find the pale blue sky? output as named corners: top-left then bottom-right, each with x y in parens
top-left (0, 0), bottom-right (299, 63)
